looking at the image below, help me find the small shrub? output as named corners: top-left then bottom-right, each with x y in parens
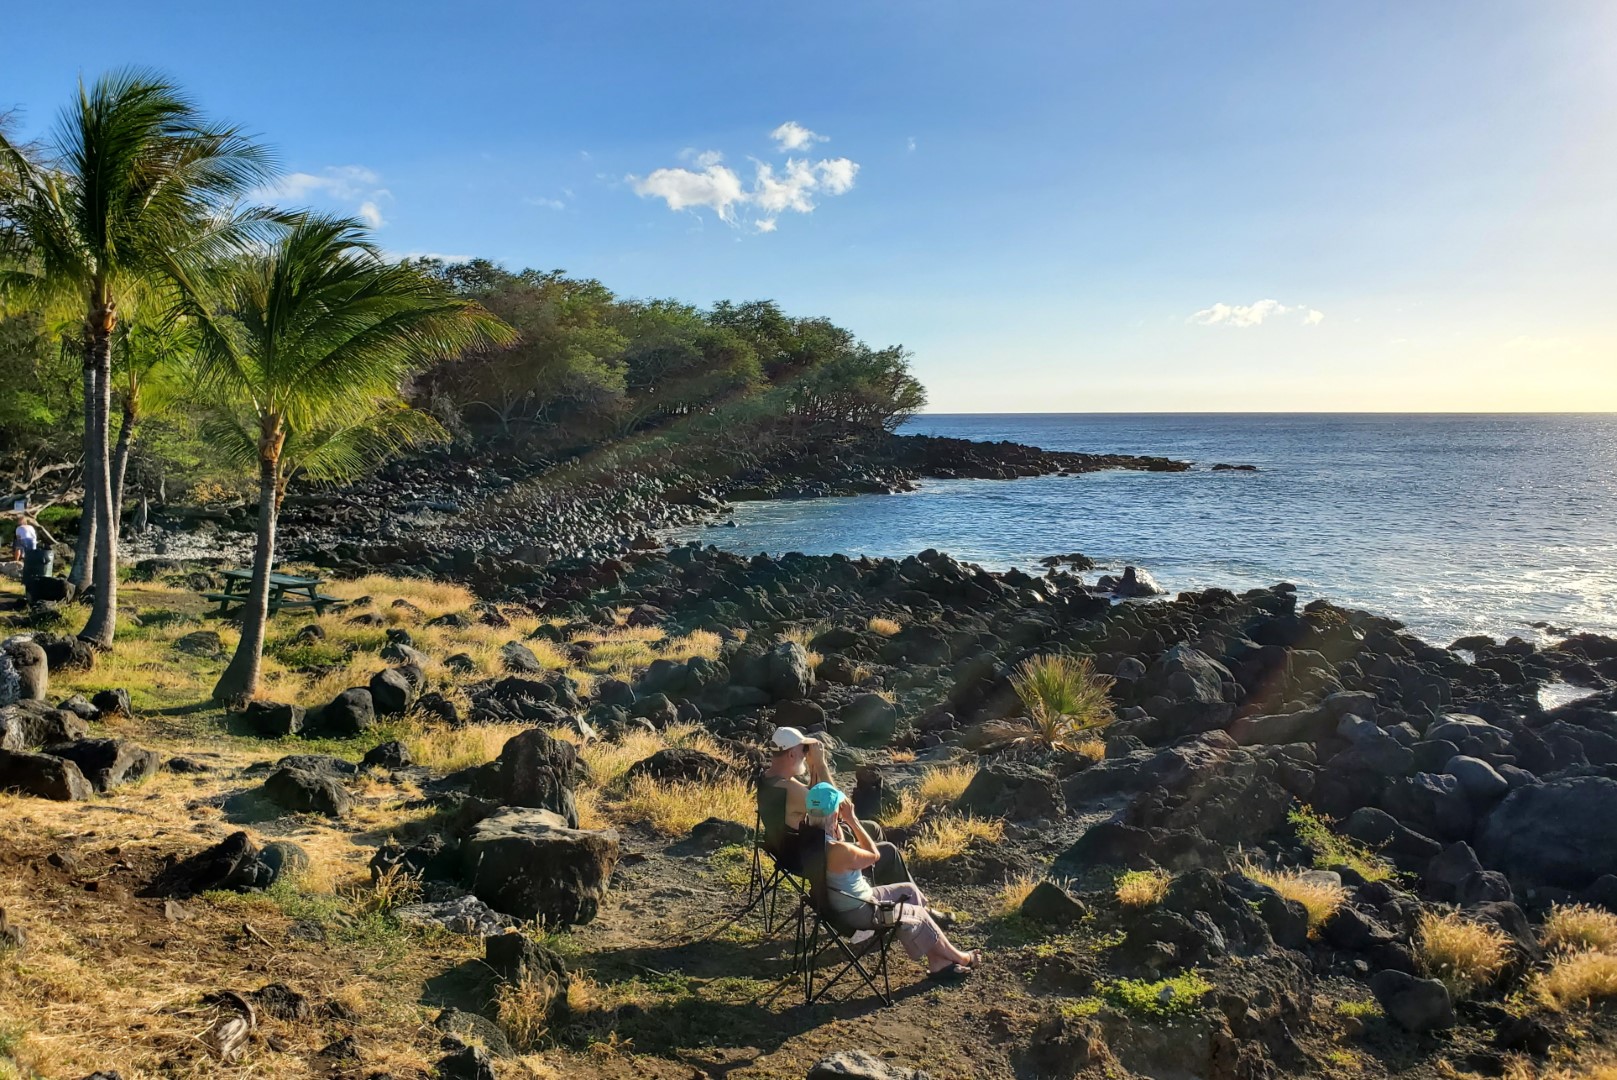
top-left (1334, 998), bottom-right (1382, 1019)
top-left (353, 864), bottom-right (421, 915)
top-left (1417, 910), bottom-right (1511, 1000)
top-left (1238, 860), bottom-right (1347, 932)
top-left (867, 616), bottom-right (902, 637)
top-left (1529, 948), bottom-right (1617, 1011)
top-left (1058, 997), bottom-right (1103, 1020)
top-left (909, 814), bottom-right (1005, 865)
top-left (497, 971), bottom-right (561, 1051)
top-left (1541, 904), bottom-right (1617, 955)
top-left (917, 764), bottom-right (977, 807)
top-left (1010, 654), bottom-right (1114, 750)
top-left (880, 787), bottom-right (925, 830)
top-left (1100, 971), bottom-right (1212, 1018)
top-left (995, 871), bottom-right (1041, 917)
top-left (1289, 805), bottom-right (1394, 882)
top-left (1072, 738), bottom-right (1106, 764)
top-left (1115, 868), bottom-right (1171, 908)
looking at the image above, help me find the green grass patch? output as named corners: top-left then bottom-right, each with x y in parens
top-left (1058, 997), bottom-right (1103, 1020)
top-left (1099, 972), bottom-right (1213, 1018)
top-left (1334, 998), bottom-right (1382, 1019)
top-left (707, 844), bottom-right (755, 891)
top-left (1290, 806), bottom-right (1395, 882)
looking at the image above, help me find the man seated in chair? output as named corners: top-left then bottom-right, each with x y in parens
top-left (760, 727), bottom-right (914, 886)
top-left (802, 781), bottom-right (981, 981)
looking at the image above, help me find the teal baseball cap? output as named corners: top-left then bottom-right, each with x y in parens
top-left (805, 782), bottom-right (844, 818)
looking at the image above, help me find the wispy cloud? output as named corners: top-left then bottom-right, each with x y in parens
top-left (257, 164), bottom-right (393, 228)
top-left (770, 121), bottom-right (828, 152)
top-left (1190, 299), bottom-right (1324, 328)
top-left (631, 123), bottom-right (859, 233)
top-left (524, 196), bottom-right (567, 211)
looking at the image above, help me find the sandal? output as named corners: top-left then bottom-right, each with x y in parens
top-left (962, 949), bottom-right (983, 968)
top-left (926, 963), bottom-right (972, 983)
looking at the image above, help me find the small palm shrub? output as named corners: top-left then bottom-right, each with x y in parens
top-left (1417, 911), bottom-right (1511, 999)
top-left (1011, 654), bottom-right (1115, 750)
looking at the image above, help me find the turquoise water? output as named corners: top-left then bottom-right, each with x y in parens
top-left (668, 414), bottom-right (1617, 644)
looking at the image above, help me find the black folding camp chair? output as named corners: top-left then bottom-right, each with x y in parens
top-left (796, 830), bottom-right (899, 1007)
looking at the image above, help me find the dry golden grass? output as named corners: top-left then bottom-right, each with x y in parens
top-left (916, 763), bottom-right (977, 807)
top-left (995, 871), bottom-right (1041, 917)
top-left (777, 624), bottom-right (825, 670)
top-left (1529, 948), bottom-right (1617, 1011)
top-left (1417, 910), bottom-right (1512, 999)
top-left (404, 721), bottom-right (529, 773)
top-left (497, 969), bottom-right (563, 1051)
top-left (352, 863), bottom-right (423, 915)
top-left (1115, 868), bottom-right (1172, 908)
top-left (1239, 860), bottom-right (1348, 932)
top-left (1541, 904), bottom-right (1617, 955)
top-left (867, 616), bottom-right (902, 637)
top-left (1503, 1048), bottom-right (1617, 1080)
top-left (880, 787), bottom-right (926, 829)
top-left (909, 814), bottom-right (1004, 866)
top-left (609, 775), bottom-right (754, 836)
top-left (1072, 738), bottom-right (1107, 763)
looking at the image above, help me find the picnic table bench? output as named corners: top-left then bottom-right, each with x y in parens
top-left (203, 569), bottom-right (342, 616)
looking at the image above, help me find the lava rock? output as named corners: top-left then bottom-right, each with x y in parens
top-left (40, 738), bottom-right (158, 791)
top-left (1477, 776), bottom-right (1617, 890)
top-left (836, 693), bottom-right (898, 748)
top-left (368, 668), bottom-right (416, 716)
top-left (262, 765), bottom-right (353, 817)
top-left (1019, 881), bottom-right (1087, 926)
top-left (319, 687), bottom-right (375, 736)
top-left (242, 700), bottom-right (305, 737)
top-left (807, 1051), bottom-right (934, 1080)
top-left (1370, 969), bottom-right (1456, 1032)
top-left (464, 807), bottom-right (619, 924)
top-left (0, 748), bottom-right (92, 800)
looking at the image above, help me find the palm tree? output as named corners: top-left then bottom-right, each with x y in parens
top-left (0, 69), bottom-right (274, 647)
top-left (110, 307), bottom-right (194, 531)
top-left (182, 216), bottom-right (510, 705)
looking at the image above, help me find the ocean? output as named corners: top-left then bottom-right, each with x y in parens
top-left (667, 414), bottom-right (1617, 647)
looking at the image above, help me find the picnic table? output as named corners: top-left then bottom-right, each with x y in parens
top-left (203, 569), bottom-right (342, 616)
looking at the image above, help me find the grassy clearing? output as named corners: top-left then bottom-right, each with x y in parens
top-left (1289, 806), bottom-right (1395, 882)
top-left (1115, 868), bottom-right (1171, 908)
top-left (1540, 904), bottom-right (1617, 954)
top-left (1417, 911), bottom-right (1511, 1000)
top-left (909, 814), bottom-right (1004, 866)
top-left (404, 720), bottom-right (530, 773)
top-left (610, 775), bottom-right (754, 836)
top-left (1009, 654), bottom-right (1114, 750)
top-left (1238, 860), bottom-right (1348, 932)
top-left (1529, 949), bottom-right (1617, 1011)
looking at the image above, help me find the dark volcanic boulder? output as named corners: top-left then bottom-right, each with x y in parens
top-left (153, 831), bottom-right (285, 896)
top-left (0, 748), bottom-right (92, 800)
top-left (623, 747), bottom-right (736, 785)
top-left (463, 807), bottom-right (619, 924)
top-left (500, 641), bottom-right (544, 674)
top-left (91, 688), bottom-right (131, 718)
top-left (41, 738), bottom-right (158, 792)
top-left (486, 728), bottom-right (580, 825)
top-left (764, 641), bottom-right (814, 700)
top-left (320, 688), bottom-right (375, 736)
top-left (1139, 645), bottom-right (1238, 733)
top-left (262, 765), bottom-right (353, 817)
top-left (242, 700), bottom-right (306, 737)
top-left (1, 638), bottom-right (48, 701)
top-left (0, 701), bottom-right (89, 751)
top-left (1476, 777), bottom-right (1617, 890)
top-left (955, 762), bottom-right (1065, 821)
top-left (1370, 969), bottom-right (1455, 1032)
top-left (1019, 880), bottom-right (1086, 926)
top-left (835, 693), bottom-right (898, 748)
top-left (368, 667), bottom-right (416, 716)
top-left (36, 633), bottom-right (95, 673)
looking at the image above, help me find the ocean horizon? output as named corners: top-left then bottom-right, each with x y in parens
top-left (670, 412), bottom-right (1617, 647)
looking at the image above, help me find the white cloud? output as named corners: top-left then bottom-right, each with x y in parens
top-left (1190, 299), bottom-right (1325, 328)
top-left (631, 163), bottom-right (748, 222)
top-left (257, 164), bottom-right (393, 228)
top-left (524, 196), bottom-right (567, 211)
top-left (632, 127), bottom-right (859, 233)
top-left (906, 136), bottom-right (917, 152)
top-left (771, 121), bottom-right (828, 152)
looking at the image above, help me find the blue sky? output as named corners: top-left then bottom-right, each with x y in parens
top-left (5, 1), bottom-right (1615, 410)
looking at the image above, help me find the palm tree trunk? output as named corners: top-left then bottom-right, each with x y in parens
top-left (67, 357), bottom-right (98, 593)
top-left (109, 398), bottom-right (138, 539)
top-left (212, 453), bottom-right (278, 706)
top-left (78, 300), bottom-right (119, 648)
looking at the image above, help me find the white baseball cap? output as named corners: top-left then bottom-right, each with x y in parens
top-left (771, 726), bottom-right (816, 750)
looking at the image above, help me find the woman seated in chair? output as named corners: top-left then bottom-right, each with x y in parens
top-left (803, 781), bottom-right (981, 981)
